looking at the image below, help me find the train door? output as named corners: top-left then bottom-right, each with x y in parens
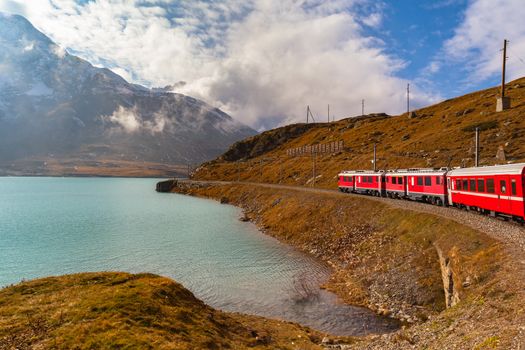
top-left (522, 174), bottom-right (525, 219)
top-left (509, 176), bottom-right (519, 216)
top-left (497, 175), bottom-right (511, 214)
top-left (447, 177), bottom-right (453, 205)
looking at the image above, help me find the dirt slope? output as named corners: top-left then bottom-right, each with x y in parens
top-left (193, 77), bottom-right (525, 188)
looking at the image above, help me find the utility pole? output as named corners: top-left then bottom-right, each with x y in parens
top-left (327, 104), bottom-right (330, 123)
top-left (501, 39), bottom-right (507, 99)
top-left (260, 158), bottom-right (263, 182)
top-left (306, 105), bottom-right (309, 123)
top-left (407, 83), bottom-right (410, 114)
top-left (373, 143), bottom-right (377, 172)
top-left (475, 127), bottom-right (480, 167)
top-left (237, 161), bottom-right (240, 182)
top-left (497, 39), bottom-right (511, 111)
top-left (312, 152), bottom-right (317, 187)
top-left (361, 99), bottom-right (365, 116)
top-left (279, 159), bottom-right (282, 184)
top-left (306, 105), bottom-right (315, 123)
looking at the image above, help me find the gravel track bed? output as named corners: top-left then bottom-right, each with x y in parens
top-left (187, 180), bottom-right (525, 255)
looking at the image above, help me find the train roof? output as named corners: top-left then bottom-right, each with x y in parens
top-left (447, 163), bottom-right (525, 176)
top-left (338, 170), bottom-right (383, 176)
top-left (386, 168), bottom-right (448, 176)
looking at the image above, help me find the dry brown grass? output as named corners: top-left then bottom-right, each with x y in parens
top-left (0, 272), bottom-right (329, 350)
top-left (173, 183), bottom-right (525, 349)
top-left (193, 77), bottom-right (525, 189)
top-left (175, 184), bottom-right (501, 314)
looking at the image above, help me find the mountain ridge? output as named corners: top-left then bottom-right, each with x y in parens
top-left (0, 13), bottom-right (256, 176)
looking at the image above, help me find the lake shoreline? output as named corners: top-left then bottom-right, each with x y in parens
top-left (169, 180), bottom-right (525, 349)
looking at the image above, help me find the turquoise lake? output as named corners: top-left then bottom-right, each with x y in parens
top-left (0, 177), bottom-right (397, 335)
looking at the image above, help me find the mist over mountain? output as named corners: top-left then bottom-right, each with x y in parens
top-left (0, 13), bottom-right (256, 175)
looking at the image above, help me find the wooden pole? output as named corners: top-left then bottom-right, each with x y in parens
top-left (501, 39), bottom-right (508, 99)
top-left (475, 127), bottom-right (480, 167)
top-left (312, 153), bottom-right (316, 187)
top-left (327, 104), bottom-right (330, 123)
top-left (407, 83), bottom-right (410, 114)
top-left (237, 161), bottom-right (240, 182)
top-left (279, 159), bottom-right (282, 184)
top-left (373, 143), bottom-right (377, 172)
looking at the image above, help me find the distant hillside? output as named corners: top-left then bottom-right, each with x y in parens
top-left (0, 13), bottom-right (256, 176)
top-left (193, 77), bottom-right (525, 188)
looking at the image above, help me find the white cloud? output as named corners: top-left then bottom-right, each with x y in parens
top-left (444, 0), bottom-right (525, 84)
top-left (362, 12), bottom-right (382, 28)
top-left (51, 44), bottom-right (67, 58)
top-left (101, 105), bottom-right (169, 134)
top-left (102, 105), bottom-right (142, 133)
top-left (23, 41), bottom-right (34, 51)
top-left (0, 0), bottom-right (439, 129)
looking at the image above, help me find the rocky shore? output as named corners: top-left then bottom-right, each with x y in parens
top-left (170, 180), bottom-right (525, 349)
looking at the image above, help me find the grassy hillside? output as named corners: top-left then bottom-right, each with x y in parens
top-left (193, 77), bottom-right (525, 188)
top-left (172, 182), bottom-right (524, 349)
top-left (0, 272), bottom-right (329, 349)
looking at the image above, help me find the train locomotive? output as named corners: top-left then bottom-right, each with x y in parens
top-left (338, 163), bottom-right (525, 221)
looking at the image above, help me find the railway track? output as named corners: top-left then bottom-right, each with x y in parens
top-left (179, 179), bottom-right (525, 256)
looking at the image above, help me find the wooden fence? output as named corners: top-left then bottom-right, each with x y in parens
top-left (286, 140), bottom-right (344, 156)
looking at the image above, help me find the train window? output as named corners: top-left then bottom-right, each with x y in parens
top-left (477, 179), bottom-right (485, 192)
top-left (456, 179), bottom-right (461, 190)
top-left (399, 177), bottom-right (403, 184)
top-left (436, 176), bottom-right (441, 185)
top-left (500, 180), bottom-right (507, 194)
top-left (417, 177), bottom-right (423, 186)
top-left (392, 177), bottom-right (396, 184)
top-left (469, 179), bottom-right (476, 192)
top-left (462, 179), bottom-right (469, 191)
top-left (369, 176), bottom-right (373, 183)
top-left (511, 179), bottom-right (517, 196)
top-left (487, 179), bottom-right (495, 193)
top-left (424, 176), bottom-right (431, 186)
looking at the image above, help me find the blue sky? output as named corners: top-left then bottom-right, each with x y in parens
top-left (1, 0), bottom-right (524, 130)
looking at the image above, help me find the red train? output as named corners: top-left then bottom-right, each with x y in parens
top-left (338, 163), bottom-right (525, 221)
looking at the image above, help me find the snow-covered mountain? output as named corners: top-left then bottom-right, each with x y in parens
top-left (0, 13), bottom-right (256, 174)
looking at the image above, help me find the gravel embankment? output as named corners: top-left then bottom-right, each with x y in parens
top-left (183, 180), bottom-right (525, 254)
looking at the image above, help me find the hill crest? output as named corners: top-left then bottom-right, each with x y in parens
top-left (193, 77), bottom-right (525, 188)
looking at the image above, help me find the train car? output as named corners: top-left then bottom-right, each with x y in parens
top-left (404, 168), bottom-right (448, 205)
top-left (447, 163), bottom-right (525, 220)
top-left (338, 171), bottom-right (355, 193)
top-left (385, 171), bottom-right (408, 198)
top-left (353, 170), bottom-right (385, 196)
